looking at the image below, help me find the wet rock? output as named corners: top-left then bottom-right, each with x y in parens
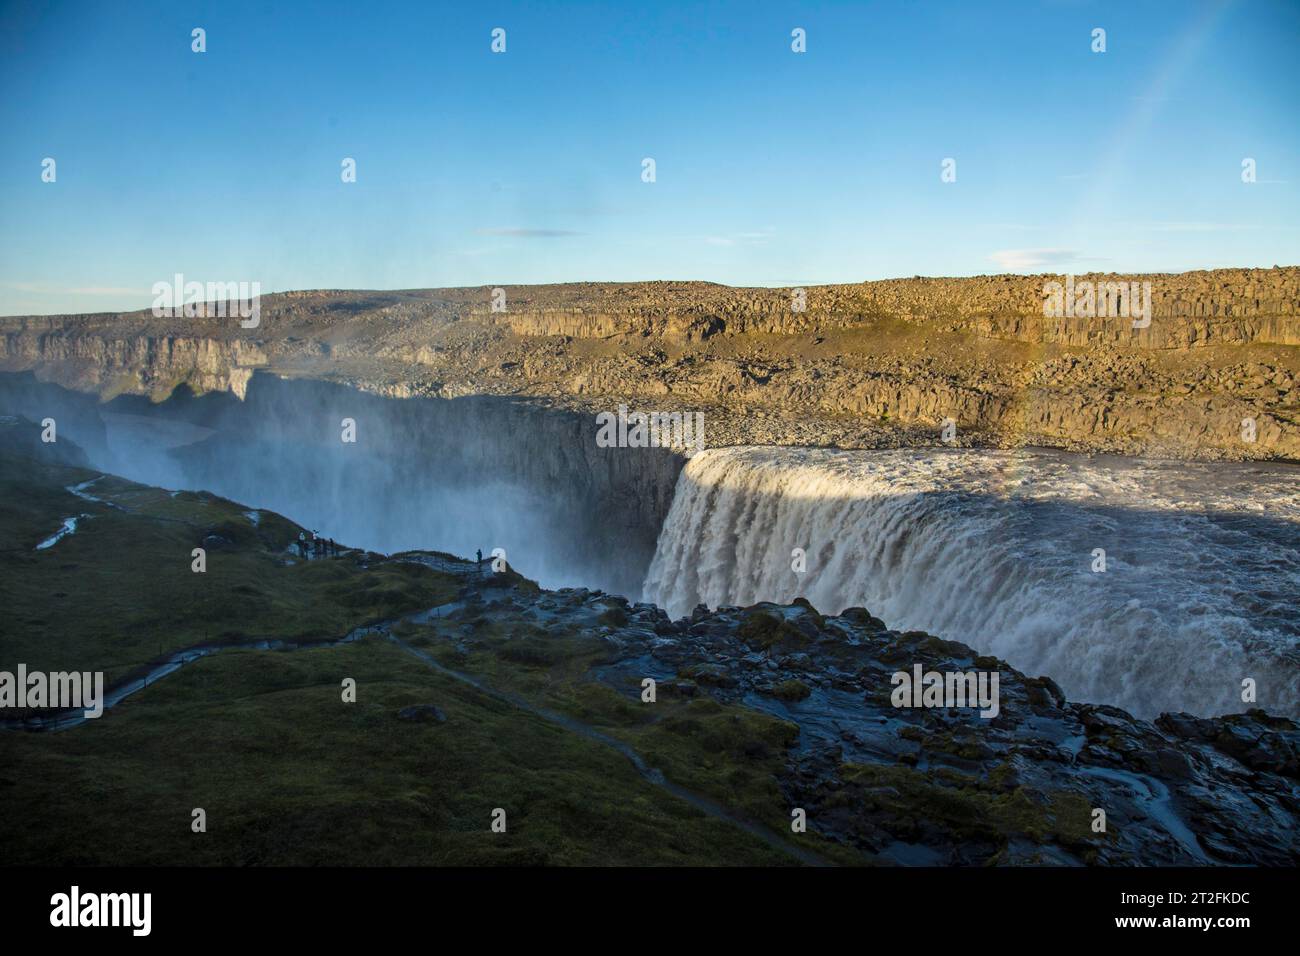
top-left (683, 663), bottom-right (737, 688)
top-left (1078, 704), bottom-right (1139, 736)
top-left (1158, 710), bottom-right (1300, 778)
top-left (1025, 675), bottom-right (1067, 709)
top-left (839, 607), bottom-right (889, 634)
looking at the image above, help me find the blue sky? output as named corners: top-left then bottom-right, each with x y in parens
top-left (1, 0), bottom-right (1297, 315)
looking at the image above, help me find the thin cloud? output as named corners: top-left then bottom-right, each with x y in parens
top-left (987, 249), bottom-right (1108, 272)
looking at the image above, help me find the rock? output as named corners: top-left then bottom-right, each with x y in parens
top-left (1029, 675), bottom-right (1066, 709)
top-left (685, 663), bottom-right (737, 688)
top-left (4, 268), bottom-right (1297, 460)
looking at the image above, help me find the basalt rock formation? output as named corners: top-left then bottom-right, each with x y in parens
top-left (584, 594), bottom-right (1300, 866)
top-left (2, 267), bottom-right (1298, 459)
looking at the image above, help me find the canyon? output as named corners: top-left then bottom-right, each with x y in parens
top-left (3, 270), bottom-right (1297, 722)
top-left (2, 267), bottom-right (1298, 461)
top-left (3, 364), bottom-right (1296, 721)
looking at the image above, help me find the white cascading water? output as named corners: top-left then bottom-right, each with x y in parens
top-left (643, 446), bottom-right (1300, 719)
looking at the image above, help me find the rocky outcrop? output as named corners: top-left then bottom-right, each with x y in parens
top-left (417, 571), bottom-right (1300, 865)
top-left (2, 267), bottom-right (1297, 460)
top-left (0, 328), bottom-right (266, 399)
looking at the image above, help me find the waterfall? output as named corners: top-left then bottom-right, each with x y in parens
top-left (644, 446), bottom-right (1300, 719)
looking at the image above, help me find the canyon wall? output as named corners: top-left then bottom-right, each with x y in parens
top-left (1, 267), bottom-right (1297, 460)
top-left (471, 270), bottom-right (1300, 345)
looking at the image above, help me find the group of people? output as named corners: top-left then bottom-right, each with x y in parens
top-left (296, 531), bottom-right (341, 559)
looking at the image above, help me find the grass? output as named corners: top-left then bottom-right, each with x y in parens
top-left (0, 637), bottom-right (795, 865)
top-left (829, 762), bottom-right (1100, 862)
top-left (0, 453), bottom-right (458, 686)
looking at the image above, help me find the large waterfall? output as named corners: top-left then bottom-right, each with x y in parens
top-left (644, 446), bottom-right (1300, 719)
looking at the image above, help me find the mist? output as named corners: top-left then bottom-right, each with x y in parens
top-left (0, 372), bottom-right (684, 598)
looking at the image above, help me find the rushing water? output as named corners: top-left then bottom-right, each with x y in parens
top-left (643, 446), bottom-right (1300, 719)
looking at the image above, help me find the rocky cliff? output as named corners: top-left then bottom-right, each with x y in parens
top-left (2, 267), bottom-right (1297, 459)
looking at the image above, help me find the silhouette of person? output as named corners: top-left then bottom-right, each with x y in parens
top-left (476, 549), bottom-right (483, 569)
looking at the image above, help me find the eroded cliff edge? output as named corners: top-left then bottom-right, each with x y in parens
top-left (3, 267), bottom-right (1298, 459)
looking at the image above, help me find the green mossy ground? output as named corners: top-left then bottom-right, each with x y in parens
top-left (830, 762), bottom-right (1098, 861)
top-left (764, 679), bottom-right (812, 702)
top-left (1, 455), bottom-right (457, 686)
top-left (0, 637), bottom-right (800, 865)
top-left (736, 610), bottom-right (811, 649)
